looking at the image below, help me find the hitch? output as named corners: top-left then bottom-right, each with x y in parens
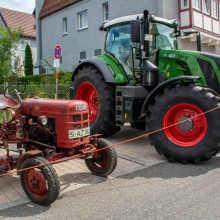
top-left (79, 144), bottom-right (97, 159)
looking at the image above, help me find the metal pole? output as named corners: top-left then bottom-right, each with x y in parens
top-left (5, 82), bottom-right (9, 122)
top-left (55, 67), bottom-right (59, 99)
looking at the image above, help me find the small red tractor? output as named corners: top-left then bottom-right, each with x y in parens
top-left (0, 83), bottom-right (117, 206)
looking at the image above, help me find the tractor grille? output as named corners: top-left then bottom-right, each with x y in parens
top-left (73, 114), bottom-right (88, 122)
top-left (200, 52), bottom-right (220, 69)
top-left (73, 115), bottom-right (81, 122)
top-left (197, 58), bottom-right (220, 94)
top-left (83, 122), bottom-right (89, 128)
top-left (83, 114), bottom-right (88, 120)
top-left (72, 113), bottom-right (90, 130)
top-left (72, 124), bottom-right (81, 129)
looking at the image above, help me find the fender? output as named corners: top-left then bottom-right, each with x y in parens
top-left (71, 57), bottom-right (116, 83)
top-left (140, 76), bottom-right (200, 118)
top-left (17, 150), bottom-right (43, 171)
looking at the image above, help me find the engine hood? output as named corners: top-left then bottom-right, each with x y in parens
top-left (21, 98), bottom-right (89, 117)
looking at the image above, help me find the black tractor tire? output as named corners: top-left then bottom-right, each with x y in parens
top-left (20, 156), bottom-right (60, 206)
top-left (72, 65), bottom-right (120, 136)
top-left (146, 84), bottom-right (220, 163)
top-left (85, 138), bottom-right (117, 177)
top-left (131, 121), bottom-right (146, 130)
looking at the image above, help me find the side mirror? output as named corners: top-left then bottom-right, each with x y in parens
top-left (183, 31), bottom-right (202, 52)
top-left (196, 32), bottom-right (201, 52)
top-left (131, 20), bottom-right (140, 43)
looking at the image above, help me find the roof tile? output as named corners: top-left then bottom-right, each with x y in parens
top-left (0, 7), bottom-right (36, 38)
top-left (40, 0), bottom-right (82, 18)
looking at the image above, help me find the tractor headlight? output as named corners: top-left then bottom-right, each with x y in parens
top-left (173, 20), bottom-right (180, 27)
top-left (37, 116), bottom-right (48, 126)
top-left (149, 13), bottom-right (155, 21)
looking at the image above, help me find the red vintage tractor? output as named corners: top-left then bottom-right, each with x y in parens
top-left (0, 83), bottom-right (117, 206)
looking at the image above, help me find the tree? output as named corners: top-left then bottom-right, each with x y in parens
top-left (24, 44), bottom-right (33, 76)
top-left (0, 25), bottom-right (21, 78)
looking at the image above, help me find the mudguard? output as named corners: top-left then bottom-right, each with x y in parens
top-left (17, 150), bottom-right (43, 171)
top-left (71, 57), bottom-right (116, 83)
top-left (140, 76), bottom-right (200, 118)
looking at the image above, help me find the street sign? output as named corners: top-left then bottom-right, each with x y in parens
top-left (54, 45), bottom-right (62, 59)
top-left (53, 59), bottom-right (60, 68)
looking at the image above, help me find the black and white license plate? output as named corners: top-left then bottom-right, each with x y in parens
top-left (69, 127), bottom-right (90, 139)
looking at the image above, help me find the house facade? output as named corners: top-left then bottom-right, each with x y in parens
top-left (0, 7), bottom-right (37, 76)
top-left (36, 0), bottom-right (220, 72)
top-left (179, 0), bottom-right (220, 52)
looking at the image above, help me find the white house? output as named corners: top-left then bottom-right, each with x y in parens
top-left (0, 7), bottom-right (37, 76)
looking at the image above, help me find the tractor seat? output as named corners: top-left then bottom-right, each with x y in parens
top-left (0, 95), bottom-right (20, 110)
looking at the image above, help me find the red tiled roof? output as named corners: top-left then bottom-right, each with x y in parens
top-left (0, 7), bottom-right (36, 38)
top-left (40, 0), bottom-right (82, 18)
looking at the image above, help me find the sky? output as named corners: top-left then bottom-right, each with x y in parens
top-left (0, 0), bottom-right (35, 14)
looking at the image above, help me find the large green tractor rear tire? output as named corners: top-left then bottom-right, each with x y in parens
top-left (146, 84), bottom-right (220, 163)
top-left (72, 65), bottom-right (120, 136)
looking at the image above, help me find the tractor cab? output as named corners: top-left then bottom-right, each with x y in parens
top-left (102, 13), bottom-right (179, 77)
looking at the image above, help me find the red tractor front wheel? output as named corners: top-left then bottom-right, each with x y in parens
top-left (85, 138), bottom-right (117, 177)
top-left (20, 156), bottom-right (60, 206)
top-left (146, 84), bottom-right (220, 163)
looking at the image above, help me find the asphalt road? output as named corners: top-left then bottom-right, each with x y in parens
top-left (1, 152), bottom-right (220, 219)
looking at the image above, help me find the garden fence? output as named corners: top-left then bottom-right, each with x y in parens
top-left (0, 84), bottom-right (70, 100)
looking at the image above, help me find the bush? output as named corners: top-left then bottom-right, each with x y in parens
top-left (0, 25), bottom-right (22, 78)
top-left (24, 44), bottom-right (33, 76)
top-left (14, 71), bottom-right (72, 86)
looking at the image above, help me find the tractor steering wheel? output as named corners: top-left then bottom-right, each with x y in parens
top-left (4, 82), bottom-right (26, 100)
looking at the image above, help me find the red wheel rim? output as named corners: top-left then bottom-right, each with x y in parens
top-left (25, 169), bottom-right (48, 198)
top-left (163, 103), bottom-right (207, 147)
top-left (76, 82), bottom-right (99, 122)
top-left (92, 150), bottom-right (109, 170)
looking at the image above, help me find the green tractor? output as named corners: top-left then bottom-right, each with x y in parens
top-left (70, 10), bottom-right (220, 163)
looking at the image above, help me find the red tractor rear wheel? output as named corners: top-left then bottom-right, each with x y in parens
top-left (146, 84), bottom-right (220, 163)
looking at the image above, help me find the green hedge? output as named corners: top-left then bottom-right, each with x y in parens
top-left (1, 71), bottom-right (72, 85)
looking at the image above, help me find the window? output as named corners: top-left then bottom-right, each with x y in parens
top-left (95, 49), bottom-right (102, 56)
top-left (103, 2), bottom-right (109, 21)
top-left (212, 0), bottom-right (218, 18)
top-left (181, 0), bottom-right (189, 9)
top-left (20, 40), bottom-right (30, 51)
top-left (203, 0), bottom-right (211, 14)
top-left (150, 23), bottom-right (176, 51)
top-left (63, 17), bottom-right (67, 34)
top-left (80, 51), bottom-right (86, 60)
top-left (105, 24), bottom-right (132, 64)
top-left (193, 0), bottom-right (201, 9)
top-left (78, 11), bottom-right (88, 29)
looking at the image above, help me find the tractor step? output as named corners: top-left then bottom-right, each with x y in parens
top-left (116, 86), bottom-right (148, 126)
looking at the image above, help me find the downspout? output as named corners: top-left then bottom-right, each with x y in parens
top-left (36, 0), bottom-right (45, 68)
top-left (37, 17), bottom-right (42, 67)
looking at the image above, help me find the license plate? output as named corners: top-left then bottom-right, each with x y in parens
top-left (69, 127), bottom-right (90, 139)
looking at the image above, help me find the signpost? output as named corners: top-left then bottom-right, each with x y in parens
top-left (53, 45), bottom-right (62, 99)
top-left (54, 45), bottom-right (62, 60)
